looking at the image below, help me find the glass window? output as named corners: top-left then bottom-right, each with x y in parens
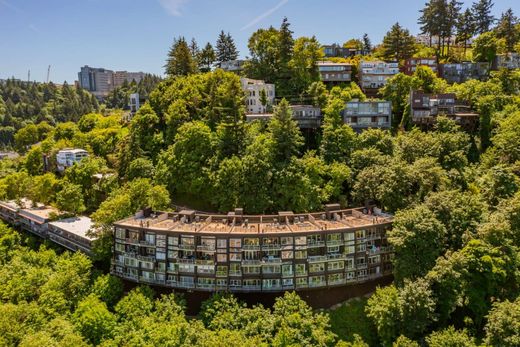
top-left (328, 261), bottom-right (344, 271)
top-left (216, 265), bottom-right (227, 276)
top-left (230, 238), bottom-right (242, 248)
top-left (309, 263), bottom-right (325, 273)
top-left (282, 264), bottom-right (293, 276)
top-left (294, 236), bottom-right (306, 245)
top-left (295, 250), bottom-right (307, 259)
top-left (115, 243), bottom-right (125, 252)
top-left (282, 250), bottom-right (293, 259)
top-left (168, 236), bottom-right (178, 245)
top-left (244, 237), bottom-right (259, 246)
top-left (217, 239), bottom-right (227, 248)
top-left (217, 254), bottom-right (227, 262)
top-left (115, 228), bottom-right (126, 239)
top-left (145, 233), bottom-right (155, 245)
top-left (229, 253), bottom-right (242, 261)
top-left (295, 263), bottom-right (307, 275)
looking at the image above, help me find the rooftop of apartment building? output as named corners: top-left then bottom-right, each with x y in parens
top-left (19, 203), bottom-right (59, 224)
top-left (114, 205), bottom-right (393, 235)
top-left (49, 216), bottom-right (96, 241)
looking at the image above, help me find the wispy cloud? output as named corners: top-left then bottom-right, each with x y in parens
top-left (0, 0), bottom-right (23, 14)
top-left (240, 0), bottom-right (289, 31)
top-left (158, 0), bottom-right (190, 16)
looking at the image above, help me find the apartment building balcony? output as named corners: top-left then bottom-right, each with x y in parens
top-left (308, 255), bottom-right (328, 263)
top-left (262, 257), bottom-right (282, 264)
top-left (262, 285), bottom-right (282, 291)
top-left (324, 237), bottom-right (343, 245)
top-left (196, 283), bottom-right (215, 290)
top-left (140, 240), bottom-right (155, 247)
top-left (177, 258), bottom-right (196, 264)
top-left (306, 241), bottom-right (325, 248)
top-left (282, 270), bottom-right (294, 277)
top-left (356, 263), bottom-right (368, 269)
top-left (124, 238), bottom-right (140, 245)
top-left (242, 259), bottom-right (262, 265)
top-left (327, 253), bottom-right (346, 260)
top-left (196, 245), bottom-right (216, 252)
top-left (261, 244), bottom-right (282, 251)
top-left (177, 282), bottom-right (196, 289)
top-left (177, 244), bottom-right (195, 250)
top-left (195, 259), bottom-right (215, 265)
top-left (241, 285), bottom-right (262, 291)
top-left (136, 255), bottom-right (156, 262)
top-left (140, 276), bottom-right (165, 285)
top-left (242, 244), bottom-right (261, 250)
top-left (328, 278), bottom-right (347, 286)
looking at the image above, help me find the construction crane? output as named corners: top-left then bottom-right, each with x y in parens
top-left (46, 65), bottom-right (51, 83)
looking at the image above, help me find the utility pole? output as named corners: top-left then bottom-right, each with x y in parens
top-left (46, 65), bottom-right (51, 83)
top-left (27, 69), bottom-right (30, 83)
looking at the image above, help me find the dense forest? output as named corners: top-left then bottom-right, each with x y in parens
top-left (0, 0), bottom-right (520, 345)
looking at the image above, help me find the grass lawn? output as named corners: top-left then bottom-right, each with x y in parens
top-left (327, 297), bottom-right (379, 346)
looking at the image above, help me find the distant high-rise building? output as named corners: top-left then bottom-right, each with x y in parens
top-left (78, 66), bottom-right (114, 98)
top-left (78, 66), bottom-right (147, 98)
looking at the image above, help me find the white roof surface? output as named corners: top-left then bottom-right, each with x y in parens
top-left (49, 216), bottom-right (96, 240)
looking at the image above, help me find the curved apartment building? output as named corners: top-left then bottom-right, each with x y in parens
top-left (111, 205), bottom-right (393, 294)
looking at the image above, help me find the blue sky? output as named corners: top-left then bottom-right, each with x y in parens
top-left (0, 0), bottom-right (518, 83)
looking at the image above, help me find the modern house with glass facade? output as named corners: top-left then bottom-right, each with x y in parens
top-left (343, 101), bottom-right (392, 131)
top-left (111, 205), bottom-right (393, 301)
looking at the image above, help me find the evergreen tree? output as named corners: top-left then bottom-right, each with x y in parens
top-left (189, 37), bottom-right (200, 66)
top-left (215, 30), bottom-right (239, 64)
top-left (164, 37), bottom-right (198, 77)
top-left (456, 8), bottom-right (476, 58)
top-left (381, 23), bottom-right (417, 61)
top-left (418, 0), bottom-right (441, 47)
top-left (268, 98), bottom-right (303, 163)
top-left (199, 42), bottom-right (216, 72)
top-left (444, 0), bottom-right (462, 55)
top-left (472, 0), bottom-right (495, 34)
top-left (495, 9), bottom-right (519, 51)
top-left (362, 33), bottom-right (372, 53)
top-left (277, 17), bottom-right (295, 97)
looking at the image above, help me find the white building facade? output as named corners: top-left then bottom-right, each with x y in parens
top-left (56, 149), bottom-right (89, 172)
top-left (241, 78), bottom-right (275, 114)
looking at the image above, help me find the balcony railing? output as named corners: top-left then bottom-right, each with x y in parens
top-left (177, 244), bottom-right (195, 250)
top-left (197, 283), bottom-right (215, 290)
top-left (176, 282), bottom-right (195, 289)
top-left (242, 259), bottom-right (261, 265)
top-left (177, 258), bottom-right (195, 264)
top-left (326, 240), bottom-right (343, 246)
top-left (140, 276), bottom-right (165, 285)
top-left (196, 259), bottom-right (215, 265)
top-left (308, 255), bottom-right (327, 263)
top-left (306, 241), bottom-right (325, 248)
top-left (261, 244), bottom-right (282, 251)
top-left (197, 245), bottom-right (216, 252)
top-left (137, 255), bottom-right (155, 262)
top-left (308, 281), bottom-right (326, 288)
top-left (125, 238), bottom-right (140, 245)
top-left (327, 253), bottom-right (346, 260)
top-left (242, 244), bottom-right (260, 250)
top-left (140, 240), bottom-right (156, 247)
top-left (242, 285), bottom-right (262, 291)
top-left (262, 258), bottom-right (282, 264)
